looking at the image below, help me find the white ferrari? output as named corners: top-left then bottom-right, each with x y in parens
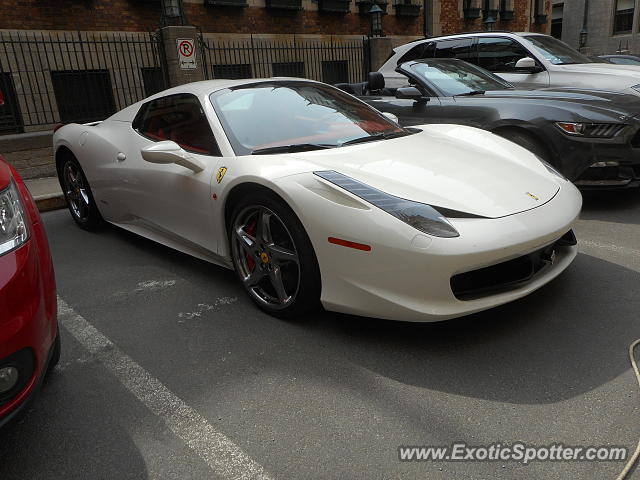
top-left (53, 78), bottom-right (582, 322)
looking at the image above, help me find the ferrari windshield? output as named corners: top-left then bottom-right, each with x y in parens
top-left (524, 35), bottom-right (592, 65)
top-left (210, 81), bottom-right (405, 155)
top-left (406, 59), bottom-right (513, 96)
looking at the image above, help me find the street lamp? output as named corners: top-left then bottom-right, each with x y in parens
top-left (483, 0), bottom-right (498, 29)
top-left (579, 27), bottom-right (588, 49)
top-left (369, 4), bottom-right (384, 38)
top-left (164, 0), bottom-right (181, 17)
top-left (161, 0), bottom-right (186, 26)
top-left (484, 14), bottom-right (496, 31)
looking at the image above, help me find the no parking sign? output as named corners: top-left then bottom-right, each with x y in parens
top-left (176, 38), bottom-right (197, 70)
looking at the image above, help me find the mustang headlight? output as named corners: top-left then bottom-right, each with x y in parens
top-left (0, 181), bottom-right (29, 256)
top-left (314, 171), bottom-right (459, 238)
top-left (555, 122), bottom-right (626, 138)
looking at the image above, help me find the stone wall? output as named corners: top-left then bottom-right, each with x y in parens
top-left (561, 0), bottom-right (640, 56)
top-left (0, 132), bottom-right (54, 179)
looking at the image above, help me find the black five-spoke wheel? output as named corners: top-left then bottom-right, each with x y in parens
top-left (230, 192), bottom-right (320, 318)
top-left (58, 155), bottom-right (103, 230)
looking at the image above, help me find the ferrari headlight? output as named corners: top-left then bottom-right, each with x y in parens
top-left (314, 171), bottom-right (459, 238)
top-left (0, 181), bottom-right (29, 256)
top-left (631, 84), bottom-right (640, 95)
top-left (555, 122), bottom-right (625, 138)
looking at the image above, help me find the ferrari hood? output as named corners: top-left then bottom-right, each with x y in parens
top-left (291, 125), bottom-right (560, 219)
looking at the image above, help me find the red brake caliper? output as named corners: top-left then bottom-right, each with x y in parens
top-left (245, 219), bottom-right (257, 272)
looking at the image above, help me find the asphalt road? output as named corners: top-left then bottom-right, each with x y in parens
top-left (1, 188), bottom-right (640, 480)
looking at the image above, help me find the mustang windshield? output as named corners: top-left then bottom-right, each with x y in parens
top-left (406, 60), bottom-right (513, 96)
top-left (210, 81), bottom-right (405, 155)
top-left (524, 35), bottom-right (593, 65)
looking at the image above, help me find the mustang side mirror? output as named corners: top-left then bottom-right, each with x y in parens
top-left (515, 57), bottom-right (544, 73)
top-left (395, 86), bottom-right (429, 102)
top-left (382, 112), bottom-right (399, 123)
top-left (141, 140), bottom-right (204, 173)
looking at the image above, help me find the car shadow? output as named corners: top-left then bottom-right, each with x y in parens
top-left (581, 187), bottom-right (640, 225)
top-left (0, 351), bottom-right (150, 480)
top-left (282, 252), bottom-right (640, 405)
top-left (45, 211), bottom-right (640, 407)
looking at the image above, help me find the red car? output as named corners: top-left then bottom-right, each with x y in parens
top-left (0, 154), bottom-right (59, 428)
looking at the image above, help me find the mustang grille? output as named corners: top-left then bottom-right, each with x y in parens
top-left (586, 124), bottom-right (626, 138)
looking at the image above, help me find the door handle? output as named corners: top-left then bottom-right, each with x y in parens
top-left (116, 152), bottom-right (126, 162)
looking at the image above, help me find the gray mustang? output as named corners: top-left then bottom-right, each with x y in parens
top-left (337, 59), bottom-right (640, 188)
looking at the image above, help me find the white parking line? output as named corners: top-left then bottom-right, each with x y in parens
top-left (578, 239), bottom-right (640, 258)
top-left (57, 296), bottom-right (273, 480)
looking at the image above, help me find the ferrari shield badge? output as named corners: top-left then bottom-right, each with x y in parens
top-left (216, 167), bottom-right (228, 184)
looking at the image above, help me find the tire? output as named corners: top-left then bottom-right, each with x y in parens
top-left (47, 328), bottom-right (61, 374)
top-left (229, 191), bottom-right (321, 319)
top-left (495, 129), bottom-right (551, 163)
top-left (58, 154), bottom-right (104, 230)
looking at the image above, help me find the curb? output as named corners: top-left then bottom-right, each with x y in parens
top-left (35, 194), bottom-right (66, 212)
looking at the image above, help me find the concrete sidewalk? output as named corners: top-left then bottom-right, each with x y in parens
top-left (25, 176), bottom-right (66, 212)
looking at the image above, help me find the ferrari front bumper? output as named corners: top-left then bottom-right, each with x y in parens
top-left (278, 174), bottom-right (582, 322)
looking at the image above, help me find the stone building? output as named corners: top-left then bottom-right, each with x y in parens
top-left (0, 0), bottom-right (550, 178)
top-left (552, 0), bottom-right (640, 54)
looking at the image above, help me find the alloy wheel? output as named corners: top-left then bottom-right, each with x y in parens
top-left (231, 205), bottom-right (301, 310)
top-left (62, 161), bottom-right (90, 222)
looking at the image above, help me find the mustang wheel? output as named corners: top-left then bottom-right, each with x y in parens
top-left (59, 155), bottom-right (103, 230)
top-left (230, 193), bottom-right (321, 319)
top-left (496, 129), bottom-right (551, 163)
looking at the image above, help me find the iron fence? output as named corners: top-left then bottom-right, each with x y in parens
top-left (0, 30), bottom-right (371, 136)
top-left (0, 31), bottom-right (168, 135)
top-left (199, 35), bottom-right (371, 86)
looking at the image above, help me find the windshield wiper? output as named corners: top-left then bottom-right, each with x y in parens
top-left (341, 130), bottom-right (410, 146)
top-left (456, 90), bottom-right (486, 96)
top-left (251, 143), bottom-right (334, 155)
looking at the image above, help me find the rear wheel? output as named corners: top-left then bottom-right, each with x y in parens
top-left (58, 155), bottom-right (103, 230)
top-left (229, 192), bottom-right (321, 319)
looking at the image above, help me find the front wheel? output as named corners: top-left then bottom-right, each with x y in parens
top-left (495, 128), bottom-right (552, 163)
top-left (58, 155), bottom-right (103, 230)
top-left (229, 193), bottom-right (321, 319)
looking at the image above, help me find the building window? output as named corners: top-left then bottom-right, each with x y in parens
top-left (551, 3), bottom-right (564, 39)
top-left (614, 0), bottom-right (635, 35)
top-left (141, 67), bottom-right (166, 97)
top-left (50, 70), bottom-right (116, 124)
top-left (0, 73), bottom-right (23, 134)
top-left (212, 64), bottom-right (253, 80)
top-left (321, 60), bottom-right (349, 85)
top-left (272, 62), bottom-right (305, 77)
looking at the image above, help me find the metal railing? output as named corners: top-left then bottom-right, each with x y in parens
top-left (0, 31), bottom-right (167, 135)
top-left (200, 35), bottom-right (371, 86)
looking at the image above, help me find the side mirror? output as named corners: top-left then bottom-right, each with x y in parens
top-left (515, 57), bottom-right (544, 73)
top-left (382, 112), bottom-right (399, 124)
top-left (395, 86), bottom-right (429, 101)
top-left (141, 140), bottom-right (204, 173)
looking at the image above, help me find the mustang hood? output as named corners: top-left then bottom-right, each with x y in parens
top-left (294, 125), bottom-right (560, 219)
top-left (480, 87), bottom-right (640, 117)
